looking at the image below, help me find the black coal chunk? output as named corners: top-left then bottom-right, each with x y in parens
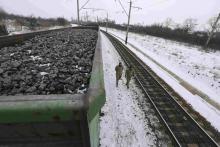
top-left (0, 29), bottom-right (98, 96)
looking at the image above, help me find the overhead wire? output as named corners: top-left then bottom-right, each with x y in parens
top-left (79, 0), bottom-right (90, 11)
top-left (116, 0), bottom-right (128, 16)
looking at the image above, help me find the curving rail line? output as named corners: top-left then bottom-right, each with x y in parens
top-left (103, 31), bottom-right (219, 147)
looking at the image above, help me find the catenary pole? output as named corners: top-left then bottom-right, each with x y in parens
top-left (77, 0), bottom-right (80, 25)
top-left (97, 16), bottom-right (99, 23)
top-left (86, 11), bottom-right (89, 22)
top-left (82, 7), bottom-right (108, 31)
top-left (205, 13), bottom-right (220, 48)
top-left (106, 12), bottom-right (108, 32)
top-left (125, 0), bottom-right (132, 44)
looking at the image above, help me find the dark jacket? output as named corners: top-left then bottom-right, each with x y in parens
top-left (115, 64), bottom-right (123, 80)
top-left (125, 68), bottom-right (134, 81)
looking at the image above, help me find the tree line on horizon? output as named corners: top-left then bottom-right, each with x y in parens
top-left (1, 6), bottom-right (220, 50)
top-left (97, 17), bottom-right (220, 50)
top-left (0, 7), bottom-right (70, 33)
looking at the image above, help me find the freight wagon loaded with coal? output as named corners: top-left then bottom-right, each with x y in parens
top-left (0, 26), bottom-right (105, 147)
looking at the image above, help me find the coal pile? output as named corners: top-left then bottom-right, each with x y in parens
top-left (0, 29), bottom-right (98, 95)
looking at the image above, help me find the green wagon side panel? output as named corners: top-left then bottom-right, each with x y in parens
top-left (86, 31), bottom-right (106, 147)
top-left (0, 94), bottom-right (85, 123)
top-left (87, 73), bottom-right (105, 123)
top-left (86, 31), bottom-right (106, 122)
top-left (89, 112), bottom-right (100, 147)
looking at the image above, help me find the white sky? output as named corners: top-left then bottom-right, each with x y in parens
top-left (0, 0), bottom-right (219, 27)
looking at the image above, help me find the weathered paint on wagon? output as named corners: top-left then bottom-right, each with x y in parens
top-left (87, 31), bottom-right (105, 147)
top-left (0, 26), bottom-right (105, 147)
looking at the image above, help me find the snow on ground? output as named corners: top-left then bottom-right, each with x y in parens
top-left (48, 26), bottom-right (65, 30)
top-left (100, 32), bottom-right (170, 147)
top-left (9, 26), bottom-right (32, 35)
top-left (104, 28), bottom-right (220, 131)
top-left (8, 25), bottom-right (67, 35)
top-left (71, 24), bottom-right (79, 27)
top-left (107, 28), bottom-right (220, 104)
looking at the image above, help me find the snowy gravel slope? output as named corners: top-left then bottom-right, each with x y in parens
top-left (104, 28), bottom-right (220, 131)
top-left (100, 32), bottom-right (170, 147)
top-left (107, 28), bottom-right (220, 105)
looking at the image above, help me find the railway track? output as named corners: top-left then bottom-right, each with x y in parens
top-left (103, 31), bottom-right (219, 147)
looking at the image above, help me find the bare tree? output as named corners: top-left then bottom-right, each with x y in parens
top-left (15, 18), bottom-right (25, 31)
top-left (163, 17), bottom-right (174, 28)
top-left (182, 18), bottom-right (197, 33)
top-left (204, 14), bottom-right (220, 48)
top-left (0, 7), bottom-right (8, 35)
top-left (26, 16), bottom-right (39, 30)
top-left (0, 7), bottom-right (6, 21)
top-left (57, 17), bottom-right (69, 26)
top-left (206, 16), bottom-right (220, 35)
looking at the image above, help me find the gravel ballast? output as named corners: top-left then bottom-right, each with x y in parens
top-left (0, 29), bottom-right (98, 95)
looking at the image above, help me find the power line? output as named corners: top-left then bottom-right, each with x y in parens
top-left (82, 7), bottom-right (104, 12)
top-left (82, 7), bottom-right (109, 32)
top-left (77, 0), bottom-right (80, 24)
top-left (132, 6), bottom-right (142, 10)
top-left (116, 0), bottom-right (128, 16)
top-left (79, 0), bottom-right (90, 11)
top-left (125, 0), bottom-right (132, 44)
top-left (76, 0), bottom-right (91, 25)
top-left (118, 0), bottom-right (141, 44)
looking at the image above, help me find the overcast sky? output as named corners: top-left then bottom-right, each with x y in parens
top-left (0, 0), bottom-right (219, 27)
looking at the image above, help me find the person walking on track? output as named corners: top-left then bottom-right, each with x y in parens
top-left (125, 65), bottom-right (135, 89)
top-left (115, 62), bottom-right (124, 87)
